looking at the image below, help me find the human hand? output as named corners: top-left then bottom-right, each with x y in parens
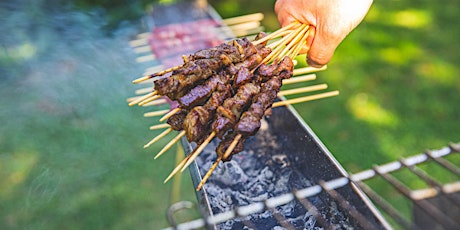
top-left (275, 0), bottom-right (373, 67)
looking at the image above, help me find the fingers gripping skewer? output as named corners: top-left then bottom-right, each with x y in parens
top-left (155, 131), bottom-right (186, 160)
top-left (196, 157), bottom-right (222, 191)
top-left (144, 127), bottom-right (173, 148)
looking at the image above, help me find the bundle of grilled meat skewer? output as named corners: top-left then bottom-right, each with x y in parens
top-left (129, 23), bottom-right (337, 190)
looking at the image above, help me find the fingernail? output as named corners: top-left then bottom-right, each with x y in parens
top-left (306, 58), bottom-right (324, 68)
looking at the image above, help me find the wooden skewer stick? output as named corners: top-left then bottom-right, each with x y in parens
top-left (132, 65), bottom-right (183, 84)
top-left (143, 127), bottom-right (173, 148)
top-left (266, 36), bottom-right (285, 50)
top-left (139, 95), bottom-right (162, 106)
top-left (293, 65), bottom-right (327, 76)
top-left (149, 123), bottom-right (171, 130)
top-left (265, 30), bottom-right (294, 48)
top-left (287, 28), bottom-right (311, 60)
top-left (196, 157), bottom-right (222, 191)
top-left (159, 108), bottom-right (181, 122)
top-left (154, 131), bottom-right (186, 160)
top-left (136, 54), bottom-right (156, 63)
top-left (274, 25), bottom-right (309, 62)
top-left (128, 91), bottom-right (158, 106)
top-left (152, 64), bottom-right (184, 77)
top-left (142, 99), bottom-right (168, 107)
top-left (132, 75), bottom-right (153, 84)
top-left (164, 154), bottom-right (192, 183)
top-left (223, 134), bottom-right (242, 160)
top-left (223, 13), bottom-right (264, 26)
top-left (278, 84), bottom-right (328, 96)
top-left (129, 38), bottom-right (148, 47)
top-left (282, 74), bottom-right (316, 85)
top-left (144, 109), bottom-right (170, 117)
top-left (252, 21), bottom-right (299, 46)
top-left (273, 90), bottom-right (339, 108)
top-left (135, 87), bottom-right (154, 95)
top-left (180, 132), bottom-right (216, 172)
top-left (126, 95), bottom-right (142, 103)
top-left (287, 39), bottom-right (305, 60)
top-left (263, 24), bottom-right (307, 64)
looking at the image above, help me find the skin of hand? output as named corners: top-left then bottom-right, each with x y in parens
top-left (275, 0), bottom-right (373, 67)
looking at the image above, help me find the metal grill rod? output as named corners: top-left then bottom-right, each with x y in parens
top-left (164, 143), bottom-right (460, 229)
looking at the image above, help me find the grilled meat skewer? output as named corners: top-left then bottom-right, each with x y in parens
top-left (216, 57), bottom-right (294, 161)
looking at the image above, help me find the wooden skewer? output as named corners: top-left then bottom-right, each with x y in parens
top-left (263, 24), bottom-right (307, 64)
top-left (159, 108), bottom-right (181, 122)
top-left (278, 84), bottom-right (328, 96)
top-left (132, 65), bottom-right (183, 84)
top-left (232, 26), bottom-right (265, 37)
top-left (133, 45), bottom-right (151, 54)
top-left (228, 21), bottom-right (261, 33)
top-left (153, 64), bottom-right (184, 77)
top-left (136, 32), bottom-right (150, 39)
top-left (293, 65), bottom-right (327, 76)
top-left (282, 74), bottom-right (316, 85)
top-left (149, 123), bottom-right (171, 130)
top-left (287, 39), bottom-right (305, 60)
top-left (252, 21), bottom-right (299, 46)
top-left (223, 134), bottom-right (242, 160)
top-left (126, 95), bottom-right (142, 103)
top-left (135, 87), bottom-right (154, 95)
top-left (155, 131), bottom-right (186, 160)
top-left (274, 25), bottom-right (309, 62)
top-left (287, 28), bottom-right (311, 59)
top-left (132, 75), bottom-right (154, 84)
top-left (129, 38), bottom-right (148, 47)
top-left (180, 132), bottom-right (216, 172)
top-left (136, 54), bottom-right (156, 63)
top-left (128, 91), bottom-right (158, 106)
top-left (144, 109), bottom-right (170, 117)
top-left (164, 154), bottom-right (192, 183)
top-left (223, 13), bottom-right (264, 26)
top-left (196, 157), bottom-right (222, 191)
top-left (273, 90), bottom-right (339, 108)
top-left (144, 127), bottom-right (173, 148)
top-left (266, 35), bottom-right (287, 49)
top-left (143, 65), bottom-right (164, 76)
top-left (139, 95), bottom-right (162, 106)
top-left (142, 99), bottom-right (168, 107)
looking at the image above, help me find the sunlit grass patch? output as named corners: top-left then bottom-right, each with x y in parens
top-left (347, 93), bottom-right (399, 127)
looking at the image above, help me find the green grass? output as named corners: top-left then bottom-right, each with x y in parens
top-left (1, 0), bottom-right (459, 229)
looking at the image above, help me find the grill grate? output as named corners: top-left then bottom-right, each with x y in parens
top-left (164, 143), bottom-right (460, 229)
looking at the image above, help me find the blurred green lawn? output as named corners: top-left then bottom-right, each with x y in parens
top-left (1, 0), bottom-right (459, 229)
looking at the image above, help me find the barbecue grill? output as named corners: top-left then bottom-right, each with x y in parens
top-left (128, 1), bottom-right (460, 229)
